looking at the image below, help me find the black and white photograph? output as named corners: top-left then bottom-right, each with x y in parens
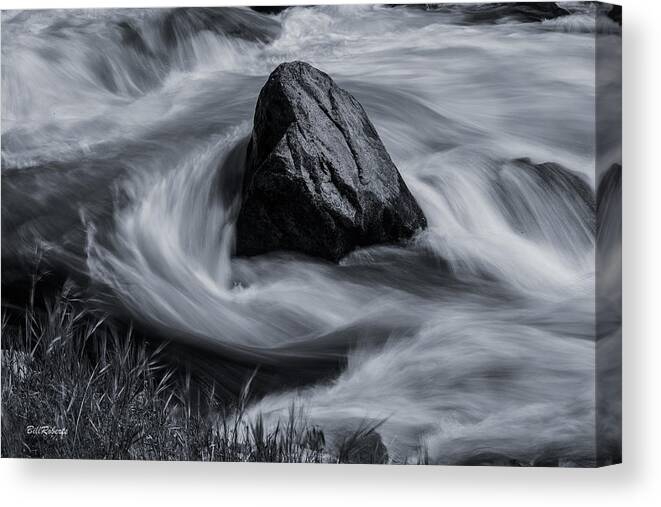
top-left (1, 2), bottom-right (622, 467)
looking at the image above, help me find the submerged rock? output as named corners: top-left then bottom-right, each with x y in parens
top-left (249, 6), bottom-right (291, 15)
top-left (117, 21), bottom-right (153, 57)
top-left (511, 157), bottom-right (595, 213)
top-left (461, 2), bottom-right (570, 24)
top-left (606, 5), bottom-right (622, 26)
top-left (160, 7), bottom-right (280, 48)
top-left (494, 158), bottom-right (596, 256)
top-left (597, 162), bottom-right (622, 240)
top-left (235, 61), bottom-right (427, 262)
top-left (402, 2), bottom-right (570, 24)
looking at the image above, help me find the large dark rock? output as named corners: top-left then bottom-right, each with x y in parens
top-left (235, 61), bottom-right (427, 262)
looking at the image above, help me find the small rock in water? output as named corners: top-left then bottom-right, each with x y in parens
top-left (337, 430), bottom-right (389, 465)
top-left (236, 61), bottom-right (427, 262)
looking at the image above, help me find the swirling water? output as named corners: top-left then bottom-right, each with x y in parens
top-left (1, 5), bottom-right (621, 464)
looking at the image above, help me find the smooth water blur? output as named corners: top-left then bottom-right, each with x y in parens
top-left (1, 5), bottom-right (621, 464)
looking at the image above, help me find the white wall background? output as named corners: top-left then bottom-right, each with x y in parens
top-left (1, 0), bottom-right (659, 505)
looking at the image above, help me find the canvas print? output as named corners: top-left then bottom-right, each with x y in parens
top-left (1, 2), bottom-right (621, 466)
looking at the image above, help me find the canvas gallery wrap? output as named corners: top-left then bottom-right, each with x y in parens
top-left (0, 2), bottom-right (621, 466)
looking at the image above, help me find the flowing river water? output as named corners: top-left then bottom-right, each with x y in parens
top-left (1, 5), bottom-right (621, 464)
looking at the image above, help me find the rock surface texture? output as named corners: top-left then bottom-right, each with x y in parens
top-left (235, 61), bottom-right (427, 261)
